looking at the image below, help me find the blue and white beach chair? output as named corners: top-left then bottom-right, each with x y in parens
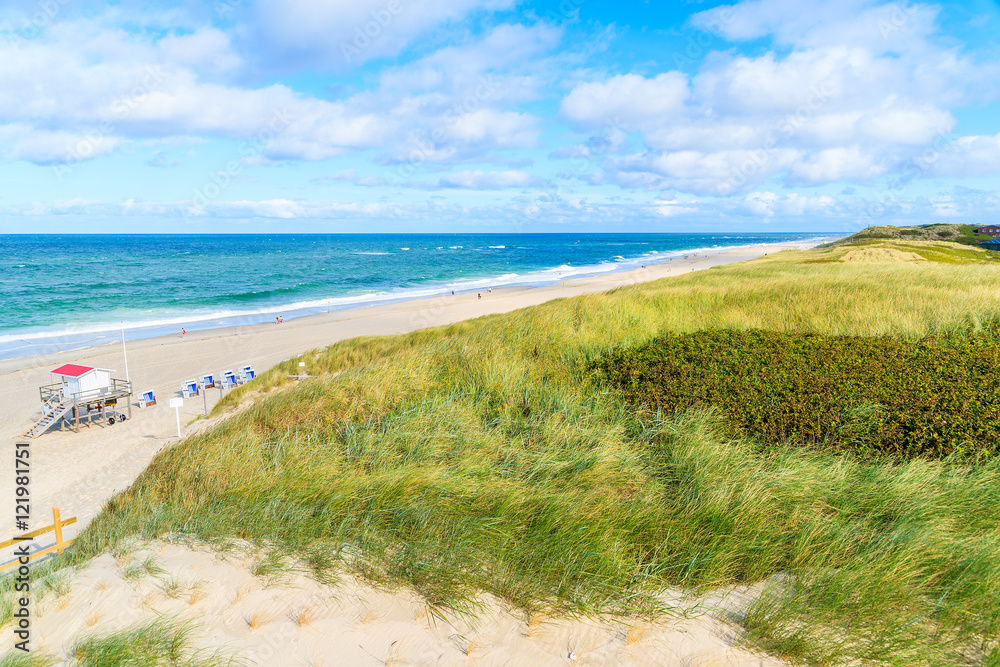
top-left (138, 390), bottom-right (156, 408)
top-left (239, 365), bottom-right (256, 382)
top-left (222, 370), bottom-right (238, 388)
top-left (200, 374), bottom-right (216, 389)
top-left (181, 379), bottom-right (199, 398)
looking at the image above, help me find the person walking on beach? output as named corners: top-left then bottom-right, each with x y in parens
top-left (478, 293), bottom-right (481, 300)
top-left (181, 328), bottom-right (186, 338)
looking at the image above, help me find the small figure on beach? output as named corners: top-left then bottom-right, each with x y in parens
top-left (451, 291), bottom-right (455, 295)
top-left (478, 293), bottom-right (481, 300)
top-left (181, 328), bottom-right (186, 337)
top-left (488, 287), bottom-right (492, 293)
top-left (276, 315), bottom-right (283, 324)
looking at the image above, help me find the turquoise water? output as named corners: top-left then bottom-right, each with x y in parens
top-left (0, 233), bottom-right (824, 360)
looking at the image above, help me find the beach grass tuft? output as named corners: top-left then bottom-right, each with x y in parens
top-left (0, 652), bottom-right (58, 667)
top-left (67, 617), bottom-right (242, 666)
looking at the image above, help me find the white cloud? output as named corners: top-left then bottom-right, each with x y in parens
top-left (439, 108), bottom-right (538, 148)
top-left (12, 197), bottom-right (398, 219)
top-left (786, 146), bottom-right (887, 184)
top-left (313, 169), bottom-right (386, 186)
top-left (607, 147), bottom-right (801, 195)
top-left (562, 73), bottom-right (688, 130)
top-left (652, 196), bottom-right (700, 217)
top-left (438, 169), bottom-right (540, 188)
top-left (251, 0), bottom-right (519, 69)
top-left (738, 191), bottom-right (838, 217)
top-left (0, 14), bottom-right (550, 165)
top-left (555, 0), bottom-right (990, 194)
top-left (690, 0), bottom-right (941, 53)
top-left (916, 133), bottom-right (1000, 178)
top-left (158, 28), bottom-right (242, 74)
top-left (0, 125), bottom-right (125, 164)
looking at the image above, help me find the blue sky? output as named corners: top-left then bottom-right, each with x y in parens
top-left (0, 0), bottom-right (998, 233)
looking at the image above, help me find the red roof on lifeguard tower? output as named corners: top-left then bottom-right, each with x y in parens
top-left (49, 364), bottom-right (98, 378)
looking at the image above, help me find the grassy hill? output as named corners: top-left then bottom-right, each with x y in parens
top-left (824, 222), bottom-right (994, 247)
top-left (10, 239), bottom-right (1000, 666)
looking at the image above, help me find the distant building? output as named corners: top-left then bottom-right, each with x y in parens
top-left (977, 225), bottom-right (1000, 237)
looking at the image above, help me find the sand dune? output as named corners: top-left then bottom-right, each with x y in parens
top-left (29, 540), bottom-right (786, 666)
top-left (1, 241), bottom-right (824, 665)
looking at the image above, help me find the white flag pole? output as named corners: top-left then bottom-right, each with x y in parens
top-left (121, 323), bottom-right (130, 382)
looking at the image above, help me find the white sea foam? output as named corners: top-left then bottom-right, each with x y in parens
top-left (0, 236), bottom-right (832, 361)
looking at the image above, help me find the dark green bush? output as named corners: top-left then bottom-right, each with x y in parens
top-left (589, 326), bottom-right (1000, 458)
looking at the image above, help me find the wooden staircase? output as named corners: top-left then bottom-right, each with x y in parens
top-left (20, 398), bottom-right (73, 439)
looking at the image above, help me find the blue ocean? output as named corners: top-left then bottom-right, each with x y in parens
top-left (0, 233), bottom-right (824, 360)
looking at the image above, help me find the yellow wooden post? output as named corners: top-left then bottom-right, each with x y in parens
top-left (53, 507), bottom-right (64, 554)
top-left (0, 508), bottom-right (77, 572)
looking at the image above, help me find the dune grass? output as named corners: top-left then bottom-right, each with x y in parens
top-left (68, 617), bottom-right (242, 666)
top-left (22, 241), bottom-right (1000, 665)
top-left (0, 618), bottom-right (241, 667)
top-left (0, 651), bottom-right (56, 667)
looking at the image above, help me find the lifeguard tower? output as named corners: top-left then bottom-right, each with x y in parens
top-left (21, 364), bottom-right (132, 438)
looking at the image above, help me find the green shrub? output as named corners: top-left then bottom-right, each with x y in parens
top-left (589, 325), bottom-right (1000, 458)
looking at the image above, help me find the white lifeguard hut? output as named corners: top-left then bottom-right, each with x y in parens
top-left (21, 364), bottom-right (132, 438)
top-left (50, 364), bottom-right (114, 400)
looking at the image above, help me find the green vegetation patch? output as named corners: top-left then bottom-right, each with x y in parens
top-left (590, 326), bottom-right (1000, 459)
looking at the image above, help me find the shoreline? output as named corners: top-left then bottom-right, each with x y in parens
top-left (0, 237), bottom-right (833, 547)
top-left (0, 235), bottom-right (831, 362)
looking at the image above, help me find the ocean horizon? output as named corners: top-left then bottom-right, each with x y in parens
top-left (0, 232), bottom-right (827, 361)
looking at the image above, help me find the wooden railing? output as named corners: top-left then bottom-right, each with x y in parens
top-left (39, 378), bottom-right (132, 404)
top-left (0, 507), bottom-right (76, 572)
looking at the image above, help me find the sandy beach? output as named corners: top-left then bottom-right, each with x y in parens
top-left (2, 240), bottom-right (822, 665)
top-left (25, 539), bottom-right (789, 666)
top-left (0, 240), bottom-right (823, 542)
